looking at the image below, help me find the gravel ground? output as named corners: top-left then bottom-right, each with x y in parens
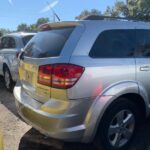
top-left (1, 76), bottom-right (150, 150)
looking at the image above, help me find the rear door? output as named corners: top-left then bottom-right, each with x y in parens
top-left (135, 28), bottom-right (150, 103)
top-left (19, 27), bottom-right (75, 103)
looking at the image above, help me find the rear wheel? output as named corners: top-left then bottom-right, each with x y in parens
top-left (94, 98), bottom-right (139, 150)
top-left (3, 67), bottom-right (14, 92)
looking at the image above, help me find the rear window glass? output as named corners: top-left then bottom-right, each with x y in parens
top-left (22, 35), bottom-right (34, 46)
top-left (24, 28), bottom-right (74, 58)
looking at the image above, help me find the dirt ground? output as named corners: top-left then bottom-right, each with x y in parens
top-left (1, 76), bottom-right (150, 150)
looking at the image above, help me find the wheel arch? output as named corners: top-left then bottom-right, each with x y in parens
top-left (119, 93), bottom-right (146, 119)
top-left (82, 81), bottom-right (148, 143)
top-left (3, 63), bottom-right (10, 73)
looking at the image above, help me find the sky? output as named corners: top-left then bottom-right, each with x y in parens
top-left (0, 0), bottom-right (118, 30)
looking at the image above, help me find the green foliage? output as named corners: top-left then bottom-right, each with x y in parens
top-left (104, 1), bottom-right (128, 17)
top-left (36, 17), bottom-right (49, 27)
top-left (75, 9), bottom-right (102, 20)
top-left (17, 23), bottom-right (30, 32)
top-left (17, 17), bottom-right (50, 32)
top-left (0, 17), bottom-right (50, 35)
top-left (0, 28), bottom-right (11, 37)
top-left (104, 0), bottom-right (150, 21)
top-left (29, 24), bottom-right (37, 32)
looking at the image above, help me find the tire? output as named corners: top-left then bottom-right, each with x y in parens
top-left (3, 67), bottom-right (14, 92)
top-left (94, 98), bottom-right (140, 150)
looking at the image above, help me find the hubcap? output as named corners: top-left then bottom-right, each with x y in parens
top-left (108, 110), bottom-right (135, 148)
top-left (4, 70), bottom-right (10, 89)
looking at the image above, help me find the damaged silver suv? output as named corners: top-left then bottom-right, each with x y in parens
top-left (14, 16), bottom-right (150, 150)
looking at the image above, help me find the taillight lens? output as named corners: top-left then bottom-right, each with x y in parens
top-left (38, 65), bottom-right (53, 86)
top-left (52, 64), bottom-right (84, 89)
top-left (38, 64), bottom-right (84, 89)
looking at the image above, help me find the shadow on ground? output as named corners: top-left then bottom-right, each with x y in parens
top-left (18, 128), bottom-right (96, 150)
top-left (18, 120), bottom-right (150, 150)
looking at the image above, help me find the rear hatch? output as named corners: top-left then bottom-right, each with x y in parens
top-left (19, 22), bottom-right (83, 103)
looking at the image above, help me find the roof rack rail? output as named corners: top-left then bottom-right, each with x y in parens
top-left (82, 15), bottom-right (147, 22)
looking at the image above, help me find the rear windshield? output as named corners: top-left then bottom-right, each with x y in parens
top-left (24, 28), bottom-right (74, 58)
top-left (22, 35), bottom-right (34, 46)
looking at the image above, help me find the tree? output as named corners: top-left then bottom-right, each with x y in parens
top-left (17, 23), bottom-right (30, 32)
top-left (104, 1), bottom-right (128, 17)
top-left (17, 17), bottom-right (50, 32)
top-left (29, 24), bottom-right (37, 32)
top-left (1, 17), bottom-right (50, 35)
top-left (36, 17), bottom-right (49, 27)
top-left (75, 9), bottom-right (102, 20)
top-left (0, 28), bottom-right (11, 37)
top-left (104, 0), bottom-right (150, 21)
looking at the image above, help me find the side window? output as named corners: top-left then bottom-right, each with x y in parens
top-left (8, 37), bottom-right (16, 48)
top-left (0, 37), bottom-right (16, 49)
top-left (89, 30), bottom-right (136, 58)
top-left (136, 30), bottom-right (150, 57)
top-left (1, 37), bottom-right (9, 49)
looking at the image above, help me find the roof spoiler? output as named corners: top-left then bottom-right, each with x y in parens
top-left (39, 22), bottom-right (79, 31)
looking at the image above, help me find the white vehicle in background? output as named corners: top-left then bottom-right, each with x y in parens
top-left (0, 32), bottom-right (35, 91)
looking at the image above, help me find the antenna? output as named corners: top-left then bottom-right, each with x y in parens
top-left (8, 0), bottom-right (13, 5)
top-left (41, 1), bottom-right (60, 22)
top-left (47, 2), bottom-right (60, 22)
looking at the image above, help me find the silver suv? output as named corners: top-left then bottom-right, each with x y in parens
top-left (14, 16), bottom-right (150, 150)
top-left (0, 32), bottom-right (35, 91)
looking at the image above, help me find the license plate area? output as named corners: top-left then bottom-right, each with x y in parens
top-left (25, 71), bottom-right (33, 83)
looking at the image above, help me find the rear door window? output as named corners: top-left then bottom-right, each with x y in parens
top-left (24, 28), bottom-right (74, 58)
top-left (89, 30), bottom-right (136, 58)
top-left (136, 30), bottom-right (150, 57)
top-left (9, 37), bottom-right (16, 48)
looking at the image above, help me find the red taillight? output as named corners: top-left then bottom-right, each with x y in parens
top-left (52, 64), bottom-right (84, 89)
top-left (38, 64), bottom-right (85, 89)
top-left (38, 65), bottom-right (53, 86)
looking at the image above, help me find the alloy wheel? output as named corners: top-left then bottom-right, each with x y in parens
top-left (108, 110), bottom-right (135, 148)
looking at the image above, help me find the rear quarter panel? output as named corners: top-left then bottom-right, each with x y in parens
top-left (68, 21), bottom-right (136, 99)
top-left (68, 57), bottom-right (136, 99)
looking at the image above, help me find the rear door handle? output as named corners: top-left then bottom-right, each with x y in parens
top-left (140, 66), bottom-right (150, 71)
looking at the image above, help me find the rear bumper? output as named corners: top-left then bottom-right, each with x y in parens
top-left (14, 84), bottom-right (92, 142)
